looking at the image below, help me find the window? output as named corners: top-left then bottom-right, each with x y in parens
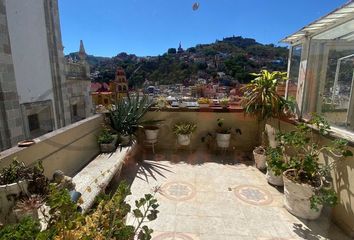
top-left (287, 45), bottom-right (302, 99)
top-left (72, 104), bottom-right (78, 117)
top-left (28, 114), bottom-right (40, 132)
top-left (303, 19), bottom-right (354, 132)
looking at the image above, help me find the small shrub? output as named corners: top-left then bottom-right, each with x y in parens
top-left (173, 122), bottom-right (197, 135)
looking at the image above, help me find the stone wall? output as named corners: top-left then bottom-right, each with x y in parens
top-left (0, 114), bottom-right (103, 178)
top-left (141, 110), bottom-right (260, 151)
top-left (0, 0), bottom-right (24, 150)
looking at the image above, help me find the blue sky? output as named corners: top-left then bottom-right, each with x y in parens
top-left (59, 0), bottom-right (347, 57)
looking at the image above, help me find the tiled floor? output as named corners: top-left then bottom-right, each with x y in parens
top-left (120, 150), bottom-right (350, 240)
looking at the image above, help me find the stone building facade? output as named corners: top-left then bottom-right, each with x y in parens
top-left (0, 0), bottom-right (24, 150)
top-left (0, 0), bottom-right (92, 151)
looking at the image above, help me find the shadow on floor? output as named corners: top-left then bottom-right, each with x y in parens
top-left (292, 207), bottom-right (349, 240)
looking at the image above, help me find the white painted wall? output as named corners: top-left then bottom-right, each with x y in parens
top-left (5, 0), bottom-right (54, 104)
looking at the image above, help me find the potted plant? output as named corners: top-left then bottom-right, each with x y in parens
top-left (97, 126), bottom-right (118, 153)
top-left (241, 70), bottom-right (291, 170)
top-left (197, 98), bottom-right (210, 108)
top-left (278, 114), bottom-right (352, 220)
top-left (143, 119), bottom-right (164, 144)
top-left (219, 98), bottom-right (229, 109)
top-left (265, 147), bottom-right (286, 186)
top-left (215, 118), bottom-right (242, 148)
top-left (253, 146), bottom-right (267, 170)
top-left (13, 195), bottom-right (44, 221)
top-left (0, 159), bottom-right (48, 223)
top-left (173, 122), bottom-right (197, 146)
top-left (109, 94), bottom-right (155, 145)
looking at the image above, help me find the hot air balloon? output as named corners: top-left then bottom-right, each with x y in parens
top-left (192, 2), bottom-right (199, 11)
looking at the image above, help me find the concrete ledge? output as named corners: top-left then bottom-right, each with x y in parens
top-left (0, 114), bottom-right (104, 177)
top-left (73, 143), bottom-right (139, 213)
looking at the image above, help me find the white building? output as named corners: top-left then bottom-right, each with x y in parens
top-left (0, 0), bottom-right (92, 150)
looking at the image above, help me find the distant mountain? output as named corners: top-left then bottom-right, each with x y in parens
top-left (66, 36), bottom-right (288, 87)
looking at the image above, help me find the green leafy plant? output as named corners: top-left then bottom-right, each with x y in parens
top-left (173, 122), bottom-right (197, 135)
top-left (216, 118), bottom-right (231, 134)
top-left (0, 159), bottom-right (29, 185)
top-left (2, 182), bottom-right (159, 240)
top-left (0, 217), bottom-right (41, 240)
top-left (97, 127), bottom-right (115, 144)
top-left (266, 147), bottom-right (287, 176)
top-left (277, 113), bottom-right (352, 210)
top-left (241, 70), bottom-right (291, 120)
top-left (109, 94), bottom-right (155, 136)
top-left (0, 159), bottom-right (48, 195)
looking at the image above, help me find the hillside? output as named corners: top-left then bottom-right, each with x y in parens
top-left (66, 36), bottom-right (288, 87)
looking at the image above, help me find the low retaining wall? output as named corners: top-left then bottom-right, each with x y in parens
top-left (0, 114), bottom-right (104, 178)
top-left (142, 110), bottom-right (259, 151)
top-left (266, 118), bottom-right (354, 237)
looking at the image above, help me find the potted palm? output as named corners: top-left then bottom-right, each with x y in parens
top-left (241, 70), bottom-right (291, 170)
top-left (173, 122), bottom-right (197, 146)
top-left (278, 114), bottom-right (352, 219)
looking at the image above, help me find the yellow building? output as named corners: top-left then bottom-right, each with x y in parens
top-left (91, 67), bottom-right (129, 108)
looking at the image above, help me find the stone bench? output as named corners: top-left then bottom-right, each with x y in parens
top-left (72, 143), bottom-right (138, 213)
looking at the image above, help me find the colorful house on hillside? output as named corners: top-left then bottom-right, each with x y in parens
top-left (91, 67), bottom-right (129, 107)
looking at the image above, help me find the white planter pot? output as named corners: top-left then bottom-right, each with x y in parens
top-left (253, 148), bottom-right (266, 170)
top-left (216, 133), bottom-right (231, 148)
top-left (283, 169), bottom-right (323, 220)
top-left (144, 128), bottom-right (159, 144)
top-left (0, 181), bottom-right (29, 223)
top-left (177, 134), bottom-right (191, 146)
top-left (266, 168), bottom-right (284, 186)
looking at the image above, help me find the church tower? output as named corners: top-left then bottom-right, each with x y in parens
top-left (110, 67), bottom-right (128, 98)
top-left (178, 42), bottom-right (184, 53)
top-left (78, 40), bottom-right (90, 76)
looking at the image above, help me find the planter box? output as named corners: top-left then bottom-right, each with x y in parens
top-left (0, 181), bottom-right (29, 223)
top-left (283, 169), bottom-right (323, 220)
top-left (100, 135), bottom-right (118, 153)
